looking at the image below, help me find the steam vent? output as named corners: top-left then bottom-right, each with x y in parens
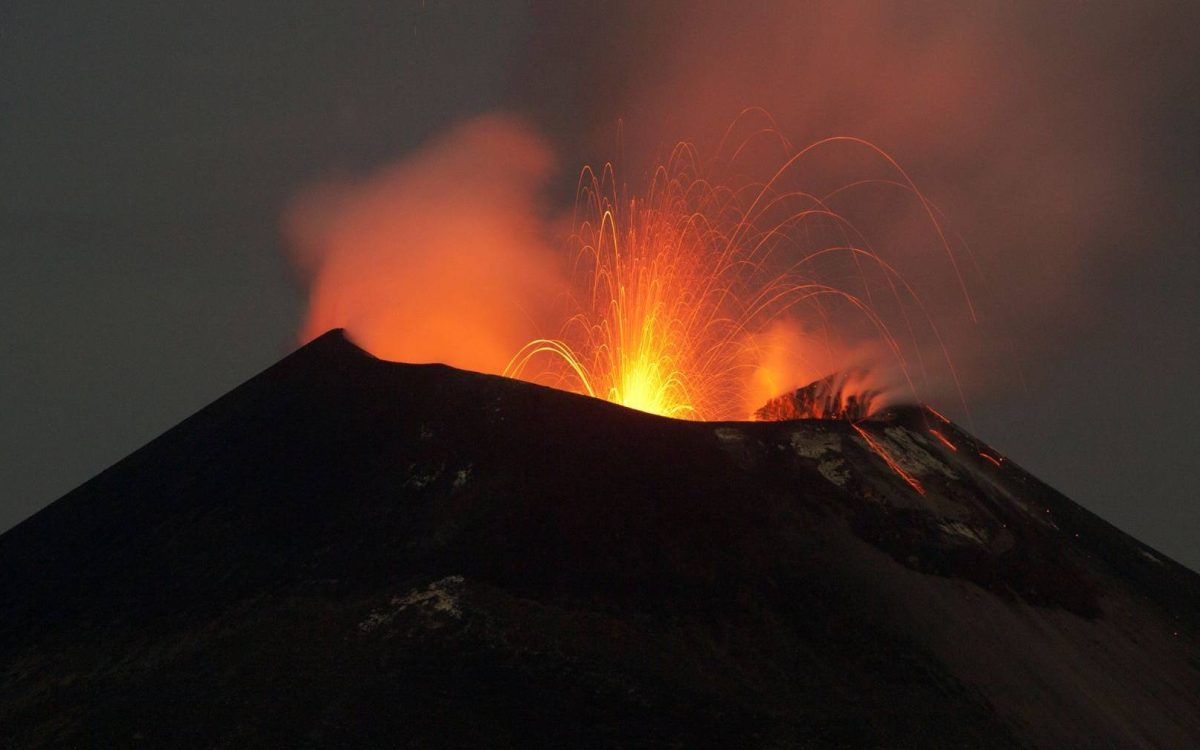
top-left (2, 329), bottom-right (1197, 748)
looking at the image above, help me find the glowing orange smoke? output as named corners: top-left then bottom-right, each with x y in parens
top-left (284, 116), bottom-right (564, 377)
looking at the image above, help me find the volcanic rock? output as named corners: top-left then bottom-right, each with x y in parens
top-left (1, 330), bottom-right (1197, 748)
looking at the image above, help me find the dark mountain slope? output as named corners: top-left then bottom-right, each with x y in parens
top-left (2, 330), bottom-right (1197, 748)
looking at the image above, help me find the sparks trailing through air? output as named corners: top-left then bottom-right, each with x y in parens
top-left (504, 112), bottom-right (976, 422)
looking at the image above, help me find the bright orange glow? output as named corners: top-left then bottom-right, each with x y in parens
top-left (285, 116), bottom-right (564, 376)
top-left (505, 114), bottom-right (973, 421)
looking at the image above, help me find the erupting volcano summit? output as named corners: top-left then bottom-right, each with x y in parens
top-left (1, 330), bottom-right (1197, 748)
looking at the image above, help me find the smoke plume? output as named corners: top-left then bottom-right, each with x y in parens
top-left (284, 115), bottom-right (562, 375)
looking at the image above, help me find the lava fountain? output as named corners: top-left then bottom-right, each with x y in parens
top-left (504, 118), bottom-right (973, 421)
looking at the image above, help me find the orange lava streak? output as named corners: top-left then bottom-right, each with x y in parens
top-left (925, 405), bottom-right (951, 424)
top-left (928, 429), bottom-right (958, 452)
top-left (978, 451), bottom-right (1003, 467)
top-left (851, 424), bottom-right (925, 495)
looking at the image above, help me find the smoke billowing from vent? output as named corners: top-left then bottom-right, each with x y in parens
top-left (284, 115), bottom-right (564, 377)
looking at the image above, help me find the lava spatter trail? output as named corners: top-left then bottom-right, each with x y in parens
top-left (505, 112), bottom-right (977, 422)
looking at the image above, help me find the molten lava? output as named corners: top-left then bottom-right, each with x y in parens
top-left (504, 119), bottom-right (973, 421)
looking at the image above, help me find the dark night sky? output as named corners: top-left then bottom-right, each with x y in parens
top-left (3, 2), bottom-right (1198, 570)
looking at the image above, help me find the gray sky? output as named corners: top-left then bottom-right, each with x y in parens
top-left (3, 1), bottom-right (1198, 570)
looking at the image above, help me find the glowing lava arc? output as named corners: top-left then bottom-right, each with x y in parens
top-left (505, 115), bottom-right (975, 422)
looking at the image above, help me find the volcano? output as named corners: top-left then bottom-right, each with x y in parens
top-left (2, 330), bottom-right (1197, 748)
